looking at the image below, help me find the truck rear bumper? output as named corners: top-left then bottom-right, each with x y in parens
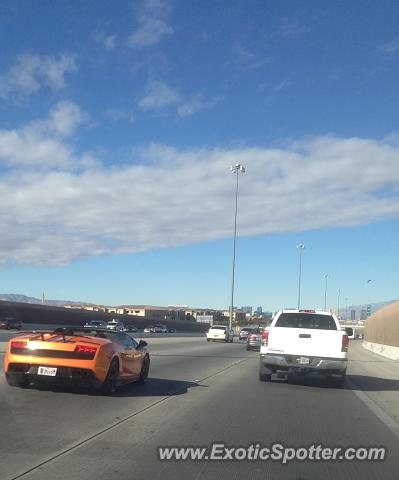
top-left (259, 353), bottom-right (347, 375)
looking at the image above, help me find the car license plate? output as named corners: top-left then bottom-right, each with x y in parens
top-left (298, 357), bottom-right (310, 365)
top-left (37, 366), bottom-right (57, 376)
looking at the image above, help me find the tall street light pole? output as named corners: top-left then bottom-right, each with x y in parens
top-left (337, 289), bottom-right (341, 319)
top-left (323, 274), bottom-right (329, 311)
top-left (229, 164), bottom-right (245, 330)
top-left (297, 244), bottom-right (305, 309)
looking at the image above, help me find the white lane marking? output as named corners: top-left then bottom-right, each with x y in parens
top-left (347, 378), bottom-right (399, 441)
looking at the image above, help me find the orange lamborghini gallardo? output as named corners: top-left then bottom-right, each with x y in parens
top-left (4, 328), bottom-right (150, 394)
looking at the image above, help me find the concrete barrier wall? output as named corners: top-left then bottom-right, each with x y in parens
top-left (363, 340), bottom-right (399, 360)
top-left (0, 301), bottom-right (207, 333)
top-left (364, 301), bottom-right (399, 347)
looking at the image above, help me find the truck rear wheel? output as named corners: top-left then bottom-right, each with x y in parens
top-left (259, 372), bottom-right (272, 382)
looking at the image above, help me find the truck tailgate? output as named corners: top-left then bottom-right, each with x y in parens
top-left (267, 327), bottom-right (345, 358)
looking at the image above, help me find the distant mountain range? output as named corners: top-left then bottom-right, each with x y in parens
top-left (0, 294), bottom-right (397, 316)
top-left (0, 294), bottom-right (91, 307)
top-left (337, 300), bottom-right (397, 319)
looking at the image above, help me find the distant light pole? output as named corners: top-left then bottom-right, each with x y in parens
top-left (337, 289), bottom-right (341, 319)
top-left (323, 274), bottom-right (329, 311)
top-left (297, 244), bottom-right (305, 309)
top-left (229, 163), bottom-right (245, 330)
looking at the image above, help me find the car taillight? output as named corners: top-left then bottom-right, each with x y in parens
top-left (75, 345), bottom-right (97, 355)
top-left (11, 341), bottom-right (27, 349)
top-left (250, 334), bottom-right (257, 340)
top-left (262, 329), bottom-right (269, 346)
top-left (342, 334), bottom-right (349, 352)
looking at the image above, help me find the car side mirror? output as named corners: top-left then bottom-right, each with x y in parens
top-left (137, 340), bottom-right (147, 349)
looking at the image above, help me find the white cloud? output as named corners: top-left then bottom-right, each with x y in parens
top-left (177, 94), bottom-right (220, 117)
top-left (137, 80), bottom-right (219, 116)
top-left (0, 101), bottom-right (87, 169)
top-left (93, 32), bottom-right (116, 51)
top-left (274, 80), bottom-right (291, 93)
top-left (280, 18), bottom-right (309, 37)
top-left (103, 108), bottom-right (135, 123)
top-left (380, 39), bottom-right (399, 54)
top-left (39, 101), bottom-right (87, 137)
top-left (232, 43), bottom-right (271, 70)
top-left (1, 111), bottom-right (399, 267)
top-left (127, 0), bottom-right (173, 48)
top-left (138, 80), bottom-right (180, 110)
top-left (0, 53), bottom-right (77, 99)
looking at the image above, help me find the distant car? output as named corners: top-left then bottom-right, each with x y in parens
top-left (83, 320), bottom-right (106, 329)
top-left (239, 328), bottom-right (254, 341)
top-left (106, 320), bottom-right (125, 332)
top-left (0, 318), bottom-right (22, 330)
top-left (151, 324), bottom-right (168, 333)
top-left (246, 328), bottom-right (262, 351)
top-left (206, 325), bottom-right (234, 343)
top-left (167, 327), bottom-right (177, 333)
top-left (124, 325), bottom-right (138, 333)
top-left (345, 327), bottom-right (356, 340)
top-left (5, 327), bottom-right (150, 394)
top-left (144, 327), bottom-right (153, 333)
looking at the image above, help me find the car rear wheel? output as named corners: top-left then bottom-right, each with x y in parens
top-left (259, 372), bottom-right (272, 382)
top-left (6, 374), bottom-right (28, 388)
top-left (206, 338), bottom-right (210, 342)
top-left (102, 358), bottom-right (119, 395)
top-left (138, 355), bottom-right (150, 384)
top-left (246, 344), bottom-right (251, 351)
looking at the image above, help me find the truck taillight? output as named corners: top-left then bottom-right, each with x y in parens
top-left (262, 329), bottom-right (269, 346)
top-left (342, 334), bottom-right (349, 352)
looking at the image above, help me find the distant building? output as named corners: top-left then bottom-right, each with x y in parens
top-left (116, 305), bottom-right (171, 321)
top-left (221, 310), bottom-right (246, 323)
top-left (255, 307), bottom-right (262, 314)
top-left (196, 315), bottom-right (214, 325)
top-left (360, 309), bottom-right (368, 320)
top-left (240, 306), bottom-right (253, 314)
top-left (350, 309), bottom-right (356, 321)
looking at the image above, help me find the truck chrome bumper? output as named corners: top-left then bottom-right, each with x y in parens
top-left (259, 353), bottom-right (347, 373)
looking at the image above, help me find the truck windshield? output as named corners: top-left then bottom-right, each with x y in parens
top-left (275, 313), bottom-right (337, 330)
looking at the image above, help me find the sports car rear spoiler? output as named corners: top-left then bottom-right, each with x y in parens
top-left (13, 327), bottom-right (118, 342)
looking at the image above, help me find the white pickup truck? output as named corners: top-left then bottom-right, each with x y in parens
top-left (259, 309), bottom-right (349, 387)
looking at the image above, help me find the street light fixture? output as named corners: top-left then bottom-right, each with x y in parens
top-left (297, 244), bottom-right (305, 309)
top-left (323, 274), bottom-right (330, 311)
top-left (229, 163), bottom-right (245, 330)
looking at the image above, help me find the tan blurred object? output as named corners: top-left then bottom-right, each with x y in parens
top-left (365, 301), bottom-right (399, 347)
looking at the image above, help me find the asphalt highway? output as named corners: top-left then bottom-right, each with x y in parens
top-left (1, 337), bottom-right (399, 480)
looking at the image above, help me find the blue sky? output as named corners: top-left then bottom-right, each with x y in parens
top-left (0, 0), bottom-right (398, 311)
